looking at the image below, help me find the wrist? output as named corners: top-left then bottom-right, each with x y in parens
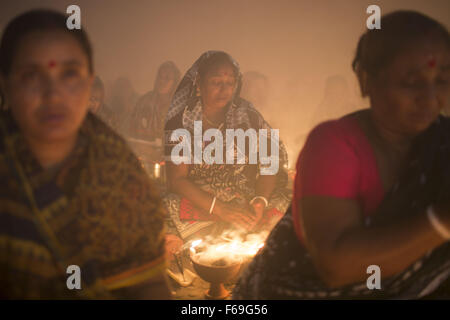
top-left (250, 196), bottom-right (269, 208)
top-left (212, 199), bottom-right (223, 216)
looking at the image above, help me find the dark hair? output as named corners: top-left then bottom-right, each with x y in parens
top-left (155, 60), bottom-right (181, 95)
top-left (0, 9), bottom-right (93, 76)
top-left (198, 52), bottom-right (239, 81)
top-left (0, 9), bottom-right (93, 109)
top-left (352, 10), bottom-right (449, 95)
top-left (157, 61), bottom-right (181, 80)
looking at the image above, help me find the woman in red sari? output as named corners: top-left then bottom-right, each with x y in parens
top-left (235, 10), bottom-right (450, 299)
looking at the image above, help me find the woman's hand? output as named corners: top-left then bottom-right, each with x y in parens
top-left (214, 201), bottom-right (257, 231)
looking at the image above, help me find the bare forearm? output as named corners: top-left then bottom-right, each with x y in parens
top-left (317, 211), bottom-right (445, 287)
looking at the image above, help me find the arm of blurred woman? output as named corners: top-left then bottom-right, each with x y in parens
top-left (299, 196), bottom-right (447, 288)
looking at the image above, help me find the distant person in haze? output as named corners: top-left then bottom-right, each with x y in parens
top-left (89, 76), bottom-right (118, 129)
top-left (108, 76), bottom-right (139, 136)
top-left (129, 61), bottom-right (180, 143)
top-left (0, 9), bottom-right (170, 299)
top-left (235, 10), bottom-right (450, 299)
top-left (309, 74), bottom-right (357, 128)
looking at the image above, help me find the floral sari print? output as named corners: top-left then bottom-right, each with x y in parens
top-left (0, 110), bottom-right (166, 299)
top-left (163, 51), bottom-right (292, 240)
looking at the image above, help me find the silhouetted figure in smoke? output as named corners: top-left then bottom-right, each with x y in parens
top-left (129, 61), bottom-right (180, 143)
top-left (309, 75), bottom-right (356, 128)
top-left (108, 76), bottom-right (139, 136)
top-left (89, 76), bottom-right (118, 130)
top-left (241, 71), bottom-right (270, 112)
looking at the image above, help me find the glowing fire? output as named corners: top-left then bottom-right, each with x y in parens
top-left (189, 230), bottom-right (267, 266)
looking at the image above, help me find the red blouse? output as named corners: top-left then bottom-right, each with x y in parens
top-left (292, 116), bottom-right (385, 243)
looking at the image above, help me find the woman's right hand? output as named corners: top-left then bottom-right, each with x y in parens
top-left (214, 201), bottom-right (257, 231)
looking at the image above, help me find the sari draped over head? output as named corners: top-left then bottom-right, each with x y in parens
top-left (0, 111), bottom-right (166, 299)
top-left (130, 61), bottom-right (181, 142)
top-left (96, 103), bottom-right (119, 132)
top-left (233, 115), bottom-right (450, 299)
top-left (163, 51), bottom-right (292, 240)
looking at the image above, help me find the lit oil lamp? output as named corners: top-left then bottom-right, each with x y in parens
top-left (188, 237), bottom-right (264, 299)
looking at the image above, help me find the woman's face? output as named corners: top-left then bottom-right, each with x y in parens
top-left (199, 63), bottom-right (237, 111)
top-left (368, 39), bottom-right (450, 136)
top-left (155, 68), bottom-right (176, 95)
top-left (1, 30), bottom-right (93, 143)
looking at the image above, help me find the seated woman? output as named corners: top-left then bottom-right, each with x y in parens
top-left (234, 10), bottom-right (450, 299)
top-left (163, 51), bottom-right (291, 245)
top-left (129, 61), bottom-right (180, 144)
top-left (88, 76), bottom-right (118, 130)
top-left (0, 10), bottom-right (170, 299)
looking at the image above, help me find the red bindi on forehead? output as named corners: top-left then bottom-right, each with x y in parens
top-left (427, 55), bottom-right (437, 68)
top-left (48, 60), bottom-right (56, 68)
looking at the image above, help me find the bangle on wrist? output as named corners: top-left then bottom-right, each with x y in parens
top-left (209, 196), bottom-right (217, 215)
top-left (427, 205), bottom-right (450, 240)
top-left (249, 196), bottom-right (269, 208)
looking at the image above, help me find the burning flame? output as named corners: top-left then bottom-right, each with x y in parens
top-left (190, 239), bottom-right (203, 255)
top-left (189, 231), bottom-right (267, 266)
top-left (191, 239), bottom-right (202, 248)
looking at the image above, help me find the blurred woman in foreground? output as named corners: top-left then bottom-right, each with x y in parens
top-left (0, 9), bottom-right (170, 299)
top-left (234, 10), bottom-right (450, 299)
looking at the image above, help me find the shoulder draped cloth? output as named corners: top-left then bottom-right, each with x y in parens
top-left (234, 115), bottom-right (450, 299)
top-left (0, 111), bottom-right (166, 299)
